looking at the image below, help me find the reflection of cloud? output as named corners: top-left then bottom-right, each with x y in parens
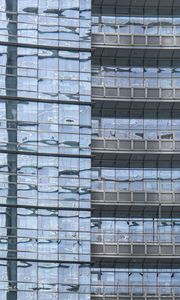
top-left (23, 7), bottom-right (38, 14)
top-left (118, 234), bottom-right (128, 241)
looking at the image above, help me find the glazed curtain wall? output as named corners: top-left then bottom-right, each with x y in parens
top-left (0, 0), bottom-right (91, 48)
top-left (92, 161), bottom-right (180, 192)
top-left (92, 7), bottom-right (180, 35)
top-left (92, 110), bottom-right (180, 140)
top-left (91, 216), bottom-right (180, 243)
top-left (91, 265), bottom-right (180, 296)
top-left (92, 62), bottom-right (180, 89)
top-left (0, 45), bottom-right (91, 101)
top-left (0, 1), bottom-right (91, 300)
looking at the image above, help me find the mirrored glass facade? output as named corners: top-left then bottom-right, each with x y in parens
top-left (0, 0), bottom-right (91, 299)
top-left (1, 0), bottom-right (180, 299)
top-left (91, 1), bottom-right (180, 300)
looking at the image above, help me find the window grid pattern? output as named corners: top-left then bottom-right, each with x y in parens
top-left (92, 162), bottom-right (180, 193)
top-left (0, 46), bottom-right (91, 101)
top-left (91, 217), bottom-right (180, 243)
top-left (91, 4), bottom-right (180, 300)
top-left (92, 110), bottom-right (180, 141)
top-left (92, 14), bottom-right (180, 35)
top-left (0, 0), bottom-right (91, 48)
top-left (0, 0), bottom-right (92, 300)
top-left (92, 64), bottom-right (180, 89)
top-left (91, 266), bottom-right (180, 296)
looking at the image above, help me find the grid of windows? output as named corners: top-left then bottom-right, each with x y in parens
top-left (0, 261), bottom-right (90, 300)
top-left (0, 0), bottom-right (91, 48)
top-left (91, 266), bottom-right (180, 296)
top-left (0, 0), bottom-right (92, 300)
top-left (1, 0), bottom-right (180, 299)
top-left (92, 14), bottom-right (180, 35)
top-left (91, 2), bottom-right (180, 299)
top-left (0, 46), bottom-right (91, 101)
top-left (0, 208), bottom-right (90, 260)
top-left (92, 161), bottom-right (180, 192)
top-left (91, 216), bottom-right (180, 243)
top-left (0, 100), bottom-right (91, 154)
top-left (92, 110), bottom-right (180, 140)
top-left (92, 63), bottom-right (180, 89)
top-left (0, 153), bottom-right (91, 207)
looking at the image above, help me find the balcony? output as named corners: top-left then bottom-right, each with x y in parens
top-left (91, 228), bottom-right (180, 262)
top-left (91, 284), bottom-right (180, 300)
top-left (92, 86), bottom-right (180, 101)
top-left (92, 190), bottom-right (180, 209)
top-left (92, 136), bottom-right (180, 153)
top-left (92, 238), bottom-right (180, 262)
top-left (92, 32), bottom-right (180, 48)
top-left (92, 46), bottom-right (180, 102)
top-left (91, 289), bottom-right (180, 300)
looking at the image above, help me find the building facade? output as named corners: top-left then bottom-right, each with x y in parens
top-left (0, 0), bottom-right (180, 299)
top-left (0, 0), bottom-right (91, 299)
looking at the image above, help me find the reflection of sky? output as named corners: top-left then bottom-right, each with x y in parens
top-left (92, 14), bottom-right (180, 35)
top-left (0, 100), bottom-right (91, 154)
top-left (92, 64), bottom-right (180, 88)
top-left (0, 2), bottom-right (91, 46)
top-left (1, 0), bottom-right (92, 298)
top-left (91, 217), bottom-right (180, 242)
top-left (92, 163), bottom-right (180, 192)
top-left (91, 266), bottom-right (180, 295)
top-left (0, 45), bottom-right (91, 101)
top-left (92, 110), bottom-right (180, 140)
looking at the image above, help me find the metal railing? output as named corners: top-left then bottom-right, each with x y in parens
top-left (92, 85), bottom-right (180, 99)
top-left (91, 242), bottom-right (180, 256)
top-left (91, 284), bottom-right (180, 296)
top-left (91, 232), bottom-right (180, 244)
top-left (92, 31), bottom-right (180, 46)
